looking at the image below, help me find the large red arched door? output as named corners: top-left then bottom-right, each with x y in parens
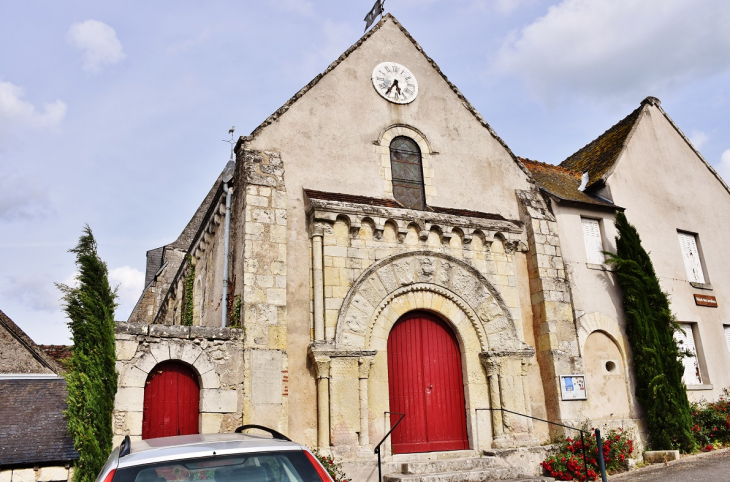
top-left (387, 311), bottom-right (468, 454)
top-left (142, 361), bottom-right (200, 439)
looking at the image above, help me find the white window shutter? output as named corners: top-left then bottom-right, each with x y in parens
top-left (674, 323), bottom-right (702, 385)
top-left (678, 232), bottom-right (705, 283)
top-left (582, 218), bottom-right (605, 264)
top-left (725, 325), bottom-right (730, 353)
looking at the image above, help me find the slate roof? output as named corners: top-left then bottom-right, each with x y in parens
top-left (560, 102), bottom-right (646, 190)
top-left (521, 158), bottom-right (618, 209)
top-left (0, 378), bottom-right (78, 468)
top-left (304, 189), bottom-right (509, 221)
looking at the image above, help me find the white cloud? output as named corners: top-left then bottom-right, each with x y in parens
top-left (493, 0), bottom-right (730, 103)
top-left (109, 265), bottom-right (144, 320)
top-left (0, 274), bottom-right (61, 312)
top-left (0, 173), bottom-right (54, 221)
top-left (714, 149), bottom-right (730, 184)
top-left (0, 81), bottom-right (66, 128)
top-left (689, 130), bottom-right (709, 150)
top-left (67, 20), bottom-right (126, 73)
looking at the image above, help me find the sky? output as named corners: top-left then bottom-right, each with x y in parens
top-left (2, 0), bottom-right (730, 344)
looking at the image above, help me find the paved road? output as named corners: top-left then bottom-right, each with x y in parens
top-left (613, 450), bottom-right (730, 481)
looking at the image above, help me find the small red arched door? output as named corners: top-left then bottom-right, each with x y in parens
top-left (387, 311), bottom-right (468, 454)
top-left (142, 361), bottom-right (200, 439)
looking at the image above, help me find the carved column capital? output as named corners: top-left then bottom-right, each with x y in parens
top-left (312, 355), bottom-right (331, 379)
top-left (311, 222), bottom-right (328, 238)
top-left (358, 356), bottom-right (375, 379)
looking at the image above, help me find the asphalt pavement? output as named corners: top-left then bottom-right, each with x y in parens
top-left (611, 449), bottom-right (730, 481)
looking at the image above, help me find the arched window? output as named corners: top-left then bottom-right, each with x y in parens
top-left (390, 136), bottom-right (425, 210)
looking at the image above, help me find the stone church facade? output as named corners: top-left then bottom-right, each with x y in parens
top-left (113, 13), bottom-right (730, 479)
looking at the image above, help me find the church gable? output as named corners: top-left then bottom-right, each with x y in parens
top-left (241, 15), bottom-right (533, 219)
top-left (0, 309), bottom-right (60, 375)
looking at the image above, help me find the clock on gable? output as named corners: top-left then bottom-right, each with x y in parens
top-left (371, 62), bottom-right (418, 104)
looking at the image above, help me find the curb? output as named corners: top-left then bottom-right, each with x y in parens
top-left (608, 447), bottom-right (730, 479)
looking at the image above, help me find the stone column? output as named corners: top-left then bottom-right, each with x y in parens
top-left (312, 225), bottom-right (325, 342)
top-left (313, 355), bottom-right (331, 449)
top-left (481, 355), bottom-right (504, 439)
top-left (521, 357), bottom-right (534, 435)
top-left (358, 356), bottom-right (375, 446)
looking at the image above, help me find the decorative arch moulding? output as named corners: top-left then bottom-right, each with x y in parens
top-left (305, 193), bottom-right (526, 251)
top-left (334, 251), bottom-right (529, 352)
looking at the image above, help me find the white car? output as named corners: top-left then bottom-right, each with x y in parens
top-left (95, 426), bottom-right (334, 482)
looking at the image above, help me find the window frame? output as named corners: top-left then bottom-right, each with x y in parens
top-left (581, 217), bottom-right (606, 265)
top-left (674, 322), bottom-right (710, 388)
top-left (677, 230), bottom-right (709, 285)
top-left (389, 136), bottom-right (426, 210)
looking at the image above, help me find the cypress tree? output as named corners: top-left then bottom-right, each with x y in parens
top-left (58, 226), bottom-right (118, 482)
top-left (606, 212), bottom-right (694, 451)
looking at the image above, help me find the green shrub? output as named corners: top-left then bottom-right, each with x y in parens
top-left (182, 263), bottom-right (195, 326)
top-left (310, 449), bottom-right (349, 482)
top-left (541, 428), bottom-right (635, 481)
top-left (690, 388), bottom-right (730, 450)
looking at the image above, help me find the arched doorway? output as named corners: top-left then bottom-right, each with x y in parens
top-left (387, 311), bottom-right (468, 453)
top-left (142, 361), bottom-right (200, 439)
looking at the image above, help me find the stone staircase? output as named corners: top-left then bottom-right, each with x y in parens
top-left (382, 451), bottom-right (554, 482)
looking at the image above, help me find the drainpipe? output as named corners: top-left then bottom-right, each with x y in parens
top-left (221, 160), bottom-right (235, 327)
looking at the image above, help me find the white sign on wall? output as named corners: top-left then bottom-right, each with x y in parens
top-left (560, 375), bottom-right (587, 400)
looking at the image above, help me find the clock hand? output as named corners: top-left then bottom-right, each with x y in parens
top-left (385, 79), bottom-right (399, 95)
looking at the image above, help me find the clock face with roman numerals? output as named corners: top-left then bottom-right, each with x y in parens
top-left (371, 62), bottom-right (418, 104)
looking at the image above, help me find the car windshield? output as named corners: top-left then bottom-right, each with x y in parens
top-left (114, 451), bottom-right (323, 482)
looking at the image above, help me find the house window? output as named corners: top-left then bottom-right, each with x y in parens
top-left (674, 323), bottom-right (703, 385)
top-left (581, 218), bottom-right (605, 264)
top-left (724, 325), bottom-right (730, 353)
top-left (390, 136), bottom-right (425, 210)
top-left (678, 231), bottom-right (706, 283)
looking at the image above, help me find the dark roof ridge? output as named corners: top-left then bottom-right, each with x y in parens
top-left (560, 102), bottom-right (646, 189)
top-left (236, 14), bottom-right (535, 182)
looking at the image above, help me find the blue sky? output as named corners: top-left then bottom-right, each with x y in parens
top-left (2, 0), bottom-right (729, 344)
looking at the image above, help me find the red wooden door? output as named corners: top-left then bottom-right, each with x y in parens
top-left (142, 361), bottom-right (200, 439)
top-left (387, 311), bottom-right (469, 454)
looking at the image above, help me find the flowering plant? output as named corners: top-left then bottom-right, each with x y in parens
top-left (540, 428), bottom-right (634, 481)
top-left (690, 388), bottom-right (730, 449)
top-left (310, 449), bottom-right (349, 482)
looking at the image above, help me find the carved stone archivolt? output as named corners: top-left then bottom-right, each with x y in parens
top-left (335, 251), bottom-right (521, 351)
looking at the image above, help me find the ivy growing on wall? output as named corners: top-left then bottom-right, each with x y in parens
top-left (182, 262), bottom-right (195, 326)
top-left (606, 212), bottom-right (694, 452)
top-left (229, 295), bottom-right (242, 328)
top-left (57, 225), bottom-right (118, 482)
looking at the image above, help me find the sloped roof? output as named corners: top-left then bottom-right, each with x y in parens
top-left (238, 14), bottom-right (534, 181)
top-left (560, 102), bottom-right (646, 189)
top-left (0, 309), bottom-right (61, 374)
top-left (522, 158), bottom-right (618, 209)
top-left (0, 378), bottom-right (78, 467)
top-left (40, 345), bottom-right (73, 368)
top-left (304, 189), bottom-right (509, 221)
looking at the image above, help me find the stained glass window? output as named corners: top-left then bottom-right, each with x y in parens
top-left (390, 136), bottom-right (425, 210)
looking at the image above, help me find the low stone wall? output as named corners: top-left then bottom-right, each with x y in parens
top-left (0, 466), bottom-right (73, 482)
top-left (113, 323), bottom-right (244, 445)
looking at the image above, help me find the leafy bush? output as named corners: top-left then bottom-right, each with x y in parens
top-left (690, 388), bottom-right (730, 449)
top-left (310, 449), bottom-right (349, 482)
top-left (541, 428), bottom-right (635, 481)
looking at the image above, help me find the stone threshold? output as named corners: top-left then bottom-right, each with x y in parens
top-left (609, 446), bottom-right (730, 479)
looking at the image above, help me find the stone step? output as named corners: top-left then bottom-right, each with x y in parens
top-left (384, 468), bottom-right (554, 482)
top-left (400, 456), bottom-right (500, 475)
top-left (391, 450), bottom-right (478, 463)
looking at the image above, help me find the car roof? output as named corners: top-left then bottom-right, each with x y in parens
top-left (118, 433), bottom-right (304, 468)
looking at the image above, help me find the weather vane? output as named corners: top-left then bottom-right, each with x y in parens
top-left (223, 126), bottom-right (235, 160)
top-left (364, 0), bottom-right (385, 32)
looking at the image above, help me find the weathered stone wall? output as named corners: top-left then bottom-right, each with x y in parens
top-left (0, 466), bottom-right (73, 482)
top-left (113, 323), bottom-right (243, 445)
